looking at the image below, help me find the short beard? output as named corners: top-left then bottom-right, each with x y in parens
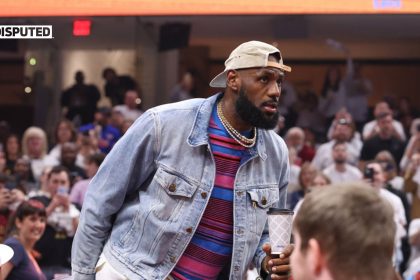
top-left (334, 158), bottom-right (346, 165)
top-left (235, 87), bottom-right (279, 129)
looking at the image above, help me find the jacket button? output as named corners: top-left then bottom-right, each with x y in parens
top-left (168, 183), bottom-right (176, 192)
top-left (170, 256), bottom-right (176, 263)
top-left (261, 196), bottom-right (267, 205)
top-left (186, 227), bottom-right (193, 233)
top-left (201, 192), bottom-right (207, 199)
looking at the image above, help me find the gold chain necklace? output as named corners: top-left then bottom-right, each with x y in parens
top-left (216, 101), bottom-right (257, 148)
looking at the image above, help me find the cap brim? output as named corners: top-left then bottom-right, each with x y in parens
top-left (209, 71), bottom-right (228, 88)
top-left (0, 244), bottom-right (14, 265)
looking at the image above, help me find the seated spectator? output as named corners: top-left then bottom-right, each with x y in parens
top-left (70, 153), bottom-right (105, 209)
top-left (360, 113), bottom-right (406, 170)
top-left (363, 101), bottom-right (406, 141)
top-left (287, 147), bottom-right (301, 192)
top-left (47, 120), bottom-right (82, 167)
top-left (2, 200), bottom-right (47, 280)
top-left (293, 171), bottom-right (331, 216)
top-left (79, 107), bottom-right (121, 154)
top-left (75, 133), bottom-right (99, 170)
top-left (312, 117), bottom-right (361, 171)
top-left (113, 89), bottom-right (143, 122)
top-left (375, 150), bottom-right (405, 191)
top-left (285, 127), bottom-right (315, 164)
top-left (60, 142), bottom-right (86, 185)
top-left (21, 127), bottom-right (57, 182)
top-left (3, 134), bottom-right (21, 176)
top-left (32, 166), bottom-right (80, 279)
top-left (291, 184), bottom-right (396, 280)
top-left (365, 162), bottom-right (407, 271)
top-left (287, 163), bottom-right (318, 209)
top-left (9, 157), bottom-right (37, 194)
top-left (323, 141), bottom-right (363, 184)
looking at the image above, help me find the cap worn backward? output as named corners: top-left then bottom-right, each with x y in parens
top-left (209, 40), bottom-right (292, 88)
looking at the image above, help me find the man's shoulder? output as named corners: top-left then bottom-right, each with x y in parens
top-left (151, 98), bottom-right (206, 114)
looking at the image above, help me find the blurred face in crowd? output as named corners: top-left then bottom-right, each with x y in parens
top-left (332, 143), bottom-right (347, 165)
top-left (57, 121), bottom-right (74, 144)
top-left (312, 175), bottom-right (329, 188)
top-left (47, 171), bottom-right (70, 196)
top-left (6, 135), bottom-right (20, 156)
top-left (124, 90), bottom-right (140, 109)
top-left (85, 160), bottom-right (99, 179)
top-left (61, 143), bottom-right (78, 166)
top-left (299, 164), bottom-right (317, 190)
top-left (286, 128), bottom-right (305, 151)
top-left (377, 114), bottom-right (394, 139)
top-left (27, 135), bottom-right (44, 157)
top-left (181, 72), bottom-right (194, 92)
top-left (14, 158), bottom-right (31, 176)
top-left (333, 123), bottom-right (352, 142)
top-left (374, 102), bottom-right (392, 118)
top-left (366, 162), bottom-right (386, 190)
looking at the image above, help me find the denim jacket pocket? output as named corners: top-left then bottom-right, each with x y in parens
top-left (155, 167), bottom-right (198, 198)
top-left (247, 187), bottom-right (279, 234)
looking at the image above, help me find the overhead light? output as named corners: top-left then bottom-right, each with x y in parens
top-left (29, 57), bottom-right (36, 66)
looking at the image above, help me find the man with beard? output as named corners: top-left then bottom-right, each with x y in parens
top-left (322, 141), bottom-right (362, 184)
top-left (72, 41), bottom-right (293, 280)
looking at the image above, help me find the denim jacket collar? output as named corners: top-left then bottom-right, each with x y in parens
top-left (187, 93), bottom-right (267, 160)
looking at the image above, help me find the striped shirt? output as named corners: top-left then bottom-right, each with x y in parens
top-left (170, 102), bottom-right (252, 279)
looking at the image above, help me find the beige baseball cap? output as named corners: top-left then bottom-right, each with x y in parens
top-left (209, 40), bottom-right (291, 88)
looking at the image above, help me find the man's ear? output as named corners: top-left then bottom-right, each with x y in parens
top-left (226, 70), bottom-right (240, 92)
top-left (307, 238), bottom-right (328, 277)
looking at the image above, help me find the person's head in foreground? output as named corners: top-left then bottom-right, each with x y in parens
top-left (291, 183), bottom-right (396, 280)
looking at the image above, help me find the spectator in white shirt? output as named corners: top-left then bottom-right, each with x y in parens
top-left (113, 89), bottom-right (143, 122)
top-left (363, 101), bottom-right (406, 141)
top-left (323, 141), bottom-right (363, 184)
top-left (312, 118), bottom-right (361, 171)
top-left (365, 162), bottom-right (407, 271)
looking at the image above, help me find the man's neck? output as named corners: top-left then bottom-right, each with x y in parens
top-left (334, 163), bottom-right (346, 172)
top-left (219, 97), bottom-right (252, 132)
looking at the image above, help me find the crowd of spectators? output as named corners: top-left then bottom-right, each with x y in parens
top-left (0, 62), bottom-right (419, 279)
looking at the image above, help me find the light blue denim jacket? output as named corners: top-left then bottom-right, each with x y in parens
top-left (71, 93), bottom-right (289, 280)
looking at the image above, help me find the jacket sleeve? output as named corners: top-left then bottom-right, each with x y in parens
top-left (71, 110), bottom-right (159, 279)
top-left (253, 142), bottom-right (290, 275)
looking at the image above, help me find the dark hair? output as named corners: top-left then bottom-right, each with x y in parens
top-left (47, 165), bottom-right (70, 181)
top-left (54, 119), bottom-right (77, 144)
top-left (321, 66), bottom-right (342, 97)
top-left (7, 200), bottom-right (46, 236)
top-left (87, 153), bottom-right (106, 167)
